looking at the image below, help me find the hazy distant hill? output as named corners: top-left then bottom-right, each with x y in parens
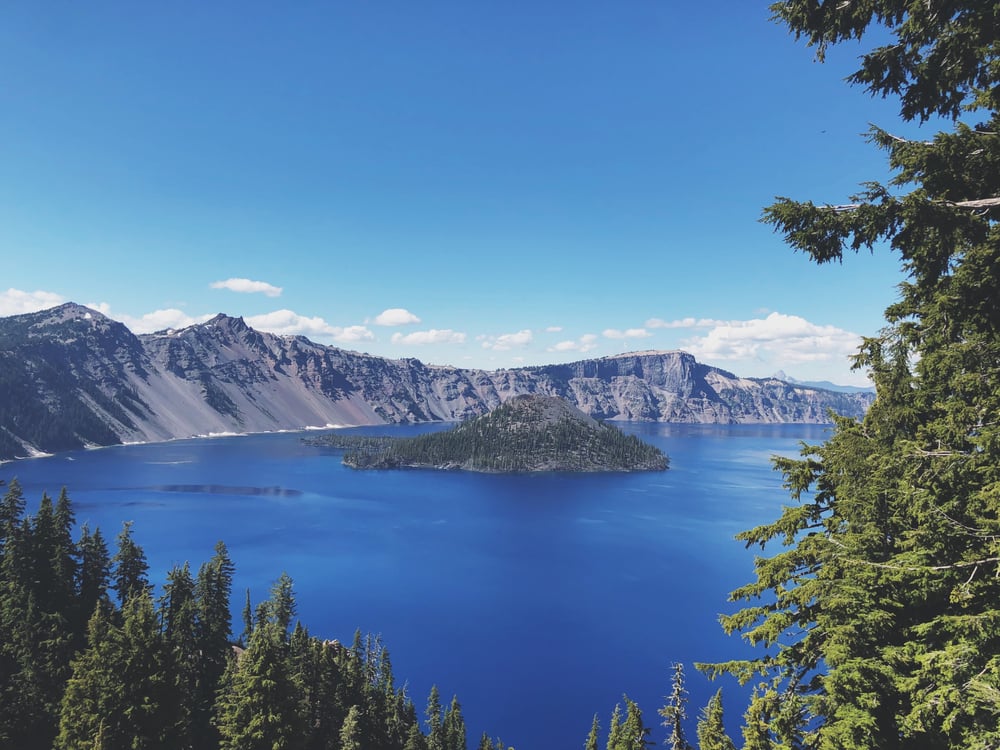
top-left (322, 394), bottom-right (668, 472)
top-left (772, 369), bottom-right (875, 394)
top-left (0, 303), bottom-right (874, 460)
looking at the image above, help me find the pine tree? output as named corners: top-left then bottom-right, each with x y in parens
top-left (406, 721), bottom-right (429, 750)
top-left (214, 621), bottom-right (306, 750)
top-left (620, 697), bottom-right (653, 750)
top-left (111, 521), bottom-right (149, 604)
top-left (659, 663), bottom-right (691, 750)
top-left (443, 694), bottom-right (466, 750)
top-left (57, 591), bottom-right (178, 749)
top-left (76, 524), bottom-right (111, 642)
top-left (426, 684), bottom-right (444, 750)
top-left (194, 541), bottom-right (235, 750)
top-left (605, 702), bottom-right (622, 750)
top-left (703, 3), bottom-right (1000, 748)
top-left (267, 571), bottom-right (296, 636)
top-left (696, 690), bottom-right (735, 750)
top-left (0, 477), bottom-right (25, 548)
top-left (339, 705), bottom-right (364, 750)
top-left (585, 713), bottom-right (600, 750)
top-left (241, 587), bottom-right (253, 646)
top-left (161, 562), bottom-right (199, 746)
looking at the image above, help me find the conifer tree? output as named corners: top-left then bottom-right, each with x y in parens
top-left (605, 702), bottom-right (622, 750)
top-left (620, 697), bottom-right (653, 750)
top-left (241, 587), bottom-right (253, 646)
top-left (76, 524), bottom-right (111, 642)
top-left (659, 663), bottom-right (691, 750)
top-left (267, 571), bottom-right (296, 636)
top-left (696, 690), bottom-right (735, 750)
top-left (111, 520), bottom-right (149, 604)
top-left (585, 713), bottom-right (600, 750)
top-left (161, 562), bottom-right (199, 746)
top-left (214, 621), bottom-right (306, 750)
top-left (339, 705), bottom-right (364, 750)
top-left (702, 2), bottom-right (1000, 748)
top-left (194, 541), bottom-right (235, 750)
top-left (425, 684), bottom-right (445, 750)
top-left (0, 478), bottom-right (25, 551)
top-left (443, 694), bottom-right (466, 750)
top-left (57, 591), bottom-right (178, 749)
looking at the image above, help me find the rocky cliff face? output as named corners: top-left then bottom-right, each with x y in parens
top-left (0, 304), bottom-right (874, 459)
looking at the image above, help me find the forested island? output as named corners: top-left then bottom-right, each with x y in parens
top-left (309, 394), bottom-right (669, 473)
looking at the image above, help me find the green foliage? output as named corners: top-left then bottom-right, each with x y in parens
top-left (214, 621), bottom-right (306, 750)
top-left (585, 714), bottom-right (600, 750)
top-left (704, 3), bottom-right (1000, 748)
top-left (770, 0), bottom-right (1000, 122)
top-left (316, 395), bottom-right (668, 473)
top-left (596, 696), bottom-right (652, 750)
top-left (1, 488), bottom-right (495, 750)
top-left (112, 520), bottom-right (150, 604)
top-left (695, 689), bottom-right (735, 750)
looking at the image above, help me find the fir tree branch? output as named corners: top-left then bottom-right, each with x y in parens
top-left (826, 537), bottom-right (1000, 572)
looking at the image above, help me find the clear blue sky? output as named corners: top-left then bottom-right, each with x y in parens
top-left (1, 2), bottom-right (930, 385)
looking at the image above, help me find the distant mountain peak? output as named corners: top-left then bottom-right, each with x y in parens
top-left (0, 304), bottom-right (876, 460)
top-left (37, 302), bottom-right (109, 324)
top-left (206, 312), bottom-right (247, 326)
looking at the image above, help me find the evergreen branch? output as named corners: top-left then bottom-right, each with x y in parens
top-left (826, 537), bottom-right (1000, 572)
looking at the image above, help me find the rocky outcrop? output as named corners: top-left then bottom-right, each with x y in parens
top-left (0, 304), bottom-right (874, 459)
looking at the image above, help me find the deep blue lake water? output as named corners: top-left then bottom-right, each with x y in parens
top-left (3, 422), bottom-right (829, 748)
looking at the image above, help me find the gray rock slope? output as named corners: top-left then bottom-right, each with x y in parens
top-left (0, 303), bottom-right (873, 459)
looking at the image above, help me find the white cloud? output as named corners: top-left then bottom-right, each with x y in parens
top-left (683, 312), bottom-right (862, 367)
top-left (645, 317), bottom-right (726, 329)
top-left (373, 308), bottom-right (421, 326)
top-left (126, 309), bottom-right (214, 333)
top-left (603, 328), bottom-right (652, 340)
top-left (545, 326), bottom-right (563, 333)
top-left (0, 288), bottom-right (66, 316)
top-left (333, 325), bottom-right (376, 343)
top-left (246, 309), bottom-right (374, 343)
top-left (548, 333), bottom-right (599, 353)
top-left (481, 329), bottom-right (533, 351)
top-left (391, 329), bottom-right (466, 345)
top-left (210, 278), bottom-right (283, 297)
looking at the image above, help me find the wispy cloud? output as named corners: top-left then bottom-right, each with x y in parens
top-left (373, 308), bottom-right (421, 326)
top-left (210, 278), bottom-right (283, 297)
top-left (548, 333), bottom-right (598, 353)
top-left (603, 328), bottom-right (651, 340)
top-left (391, 329), bottom-right (466, 345)
top-left (683, 312), bottom-right (861, 366)
top-left (645, 317), bottom-right (725, 329)
top-left (481, 329), bottom-right (533, 351)
top-left (246, 309), bottom-right (374, 343)
top-left (0, 287), bottom-right (66, 316)
top-left (544, 325), bottom-right (563, 333)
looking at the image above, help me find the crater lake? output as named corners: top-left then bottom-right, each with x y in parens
top-left (3, 422), bottom-right (829, 747)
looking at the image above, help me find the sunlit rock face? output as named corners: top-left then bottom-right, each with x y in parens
top-left (0, 305), bottom-right (873, 459)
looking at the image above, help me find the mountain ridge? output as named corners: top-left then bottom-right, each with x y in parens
top-left (0, 303), bottom-right (874, 459)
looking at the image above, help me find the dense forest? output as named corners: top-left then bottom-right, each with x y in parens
top-left (312, 395), bottom-right (668, 473)
top-left (0, 479), bottom-right (514, 750)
